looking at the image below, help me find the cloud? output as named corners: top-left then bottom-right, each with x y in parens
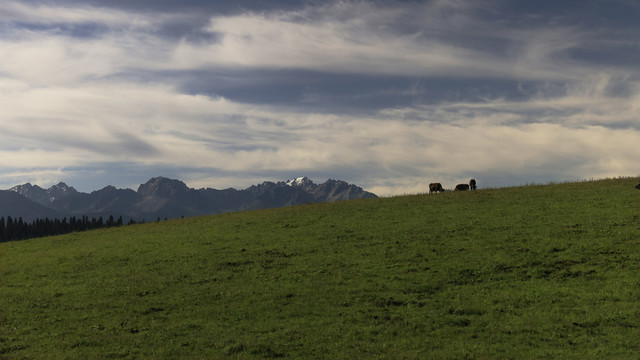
top-left (0, 1), bottom-right (615, 86)
top-left (165, 1), bottom-right (592, 81)
top-left (0, 1), bottom-right (137, 27)
top-left (2, 71), bottom-right (639, 195)
top-left (1, 0), bottom-right (639, 195)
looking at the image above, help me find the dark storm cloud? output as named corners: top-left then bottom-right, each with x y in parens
top-left (8, 22), bottom-right (107, 38)
top-left (17, 0), bottom-right (310, 14)
top-left (124, 67), bottom-right (549, 115)
top-left (502, 0), bottom-right (640, 27)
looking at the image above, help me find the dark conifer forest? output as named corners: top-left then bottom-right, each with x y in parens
top-left (0, 215), bottom-right (134, 242)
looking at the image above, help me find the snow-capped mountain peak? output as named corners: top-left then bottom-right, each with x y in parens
top-left (10, 181), bottom-right (77, 205)
top-left (286, 177), bottom-right (314, 187)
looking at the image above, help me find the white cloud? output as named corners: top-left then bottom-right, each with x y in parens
top-left (1, 1), bottom-right (639, 195)
top-left (2, 71), bottom-right (639, 195)
top-left (164, 2), bottom-right (590, 81)
top-left (0, 30), bottom-right (175, 86)
top-left (0, 1), bottom-right (158, 30)
top-left (0, 1), bottom-right (603, 85)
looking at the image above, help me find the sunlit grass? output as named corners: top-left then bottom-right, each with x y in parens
top-left (1, 177), bottom-right (638, 359)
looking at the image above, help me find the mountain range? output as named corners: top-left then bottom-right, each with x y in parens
top-left (2, 177), bottom-right (377, 222)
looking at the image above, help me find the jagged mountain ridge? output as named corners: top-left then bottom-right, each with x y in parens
top-left (5, 176), bottom-right (377, 221)
top-left (9, 182), bottom-right (78, 206)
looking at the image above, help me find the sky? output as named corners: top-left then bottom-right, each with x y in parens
top-left (1, 0), bottom-right (639, 196)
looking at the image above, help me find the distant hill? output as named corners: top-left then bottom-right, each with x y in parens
top-left (0, 190), bottom-right (65, 221)
top-left (6, 176), bottom-right (377, 221)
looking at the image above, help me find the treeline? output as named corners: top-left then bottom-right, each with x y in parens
top-left (0, 215), bottom-right (138, 242)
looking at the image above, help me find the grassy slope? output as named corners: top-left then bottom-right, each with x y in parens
top-left (1, 178), bottom-right (638, 359)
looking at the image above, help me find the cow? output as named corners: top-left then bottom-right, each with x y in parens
top-left (429, 182), bottom-right (444, 193)
top-left (454, 183), bottom-right (470, 191)
top-left (469, 179), bottom-right (477, 190)
top-left (635, 181), bottom-right (640, 190)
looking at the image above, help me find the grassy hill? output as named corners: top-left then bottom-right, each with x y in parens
top-left (1, 178), bottom-right (638, 359)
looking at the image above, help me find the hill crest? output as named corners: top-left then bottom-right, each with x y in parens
top-left (1, 177), bottom-right (637, 358)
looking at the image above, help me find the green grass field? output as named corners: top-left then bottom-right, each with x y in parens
top-left (1, 178), bottom-right (639, 359)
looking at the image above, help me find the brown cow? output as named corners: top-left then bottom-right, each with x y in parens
top-left (469, 178), bottom-right (477, 190)
top-left (454, 183), bottom-right (470, 191)
top-left (429, 182), bottom-right (444, 193)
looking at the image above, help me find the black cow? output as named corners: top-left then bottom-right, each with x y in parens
top-left (635, 181), bottom-right (640, 190)
top-left (469, 179), bottom-right (477, 190)
top-left (454, 184), bottom-right (470, 191)
top-left (429, 182), bottom-right (444, 193)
